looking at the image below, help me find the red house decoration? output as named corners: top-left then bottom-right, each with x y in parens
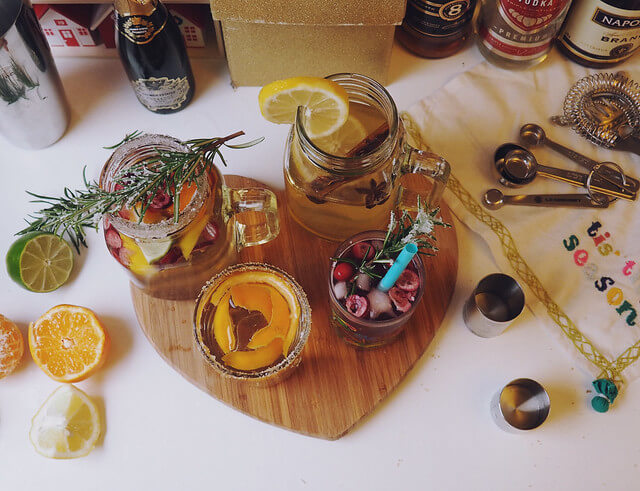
top-left (92, 4), bottom-right (208, 49)
top-left (169, 5), bottom-right (207, 48)
top-left (34, 5), bottom-right (98, 48)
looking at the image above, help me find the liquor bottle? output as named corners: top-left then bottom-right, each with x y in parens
top-left (397, 0), bottom-right (477, 58)
top-left (114, 0), bottom-right (194, 113)
top-left (557, 1), bottom-right (640, 68)
top-left (477, 0), bottom-right (573, 69)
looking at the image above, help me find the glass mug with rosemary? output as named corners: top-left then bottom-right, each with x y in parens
top-left (99, 134), bottom-right (279, 299)
top-left (329, 202), bottom-right (449, 348)
top-left (284, 73), bottom-right (450, 242)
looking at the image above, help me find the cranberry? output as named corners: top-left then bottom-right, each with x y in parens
top-left (201, 222), bottom-right (219, 242)
top-left (158, 247), bottom-right (184, 267)
top-left (105, 227), bottom-right (123, 250)
top-left (333, 262), bottom-right (354, 281)
top-left (389, 287), bottom-right (413, 313)
top-left (345, 295), bottom-right (369, 318)
top-left (396, 269), bottom-right (420, 291)
top-left (118, 247), bottom-right (132, 267)
top-left (150, 189), bottom-right (173, 209)
top-left (351, 241), bottom-right (374, 261)
top-left (109, 246), bottom-right (120, 260)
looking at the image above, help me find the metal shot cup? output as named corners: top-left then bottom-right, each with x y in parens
top-left (463, 273), bottom-right (525, 338)
top-left (490, 378), bottom-right (550, 432)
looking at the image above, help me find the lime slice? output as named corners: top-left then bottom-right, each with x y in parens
top-left (6, 232), bottom-right (74, 293)
top-left (136, 238), bottom-right (173, 264)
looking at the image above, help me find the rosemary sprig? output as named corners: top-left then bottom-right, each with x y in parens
top-left (335, 197), bottom-right (450, 280)
top-left (18, 131), bottom-right (263, 252)
top-left (103, 130), bottom-right (143, 149)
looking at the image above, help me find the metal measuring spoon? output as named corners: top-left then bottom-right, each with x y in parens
top-left (494, 144), bottom-right (636, 201)
top-left (519, 123), bottom-right (640, 192)
top-left (483, 189), bottom-right (609, 210)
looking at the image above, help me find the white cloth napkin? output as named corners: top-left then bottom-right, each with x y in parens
top-left (405, 50), bottom-right (640, 386)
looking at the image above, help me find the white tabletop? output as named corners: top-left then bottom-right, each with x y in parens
top-left (1, 41), bottom-right (639, 490)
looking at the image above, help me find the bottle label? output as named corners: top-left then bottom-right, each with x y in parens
top-left (559, 1), bottom-right (640, 63)
top-left (117, 13), bottom-right (167, 45)
top-left (132, 76), bottom-right (190, 111)
top-left (405, 0), bottom-right (476, 37)
top-left (480, 0), bottom-right (572, 61)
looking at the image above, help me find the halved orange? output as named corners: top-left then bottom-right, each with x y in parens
top-left (28, 305), bottom-right (109, 383)
top-left (0, 314), bottom-right (24, 378)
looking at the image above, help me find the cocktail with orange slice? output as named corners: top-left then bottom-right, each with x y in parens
top-left (194, 263), bottom-right (311, 384)
top-left (100, 134), bottom-right (279, 299)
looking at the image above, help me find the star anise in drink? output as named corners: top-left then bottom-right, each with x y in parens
top-left (356, 179), bottom-right (389, 209)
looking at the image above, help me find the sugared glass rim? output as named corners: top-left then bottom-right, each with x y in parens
top-left (328, 230), bottom-right (425, 328)
top-left (99, 133), bottom-right (210, 240)
top-left (193, 262), bottom-right (312, 382)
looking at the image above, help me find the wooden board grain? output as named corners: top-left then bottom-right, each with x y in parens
top-left (131, 175), bottom-right (458, 440)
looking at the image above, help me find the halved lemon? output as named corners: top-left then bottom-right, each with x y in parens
top-left (258, 77), bottom-right (349, 138)
top-left (30, 384), bottom-right (101, 459)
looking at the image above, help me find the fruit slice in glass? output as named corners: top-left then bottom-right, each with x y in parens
top-left (194, 263), bottom-right (311, 385)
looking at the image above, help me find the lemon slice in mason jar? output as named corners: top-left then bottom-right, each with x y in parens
top-left (258, 77), bottom-right (349, 138)
top-left (313, 114), bottom-right (367, 155)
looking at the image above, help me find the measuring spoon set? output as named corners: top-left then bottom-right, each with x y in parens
top-left (483, 123), bottom-right (638, 210)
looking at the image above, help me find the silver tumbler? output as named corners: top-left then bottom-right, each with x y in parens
top-left (0, 0), bottom-right (70, 149)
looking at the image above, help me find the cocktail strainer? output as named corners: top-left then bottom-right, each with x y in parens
top-left (552, 72), bottom-right (640, 151)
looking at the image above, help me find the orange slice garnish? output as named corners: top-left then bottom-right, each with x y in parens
top-left (28, 305), bottom-right (109, 383)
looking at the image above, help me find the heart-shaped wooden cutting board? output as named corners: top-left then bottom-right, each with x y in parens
top-left (131, 175), bottom-right (458, 439)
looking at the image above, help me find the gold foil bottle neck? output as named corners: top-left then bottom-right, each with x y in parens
top-left (114, 0), bottom-right (158, 16)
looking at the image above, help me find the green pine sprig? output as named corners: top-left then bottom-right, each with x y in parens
top-left (18, 131), bottom-right (263, 252)
top-left (334, 197), bottom-right (450, 280)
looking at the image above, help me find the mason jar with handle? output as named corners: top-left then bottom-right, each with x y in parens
top-left (284, 73), bottom-right (450, 242)
top-left (100, 134), bottom-right (279, 300)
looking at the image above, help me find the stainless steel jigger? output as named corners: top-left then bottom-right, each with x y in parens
top-left (491, 378), bottom-right (550, 432)
top-left (463, 273), bottom-right (525, 338)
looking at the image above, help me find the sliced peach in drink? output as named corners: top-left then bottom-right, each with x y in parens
top-left (230, 284), bottom-right (273, 323)
top-left (211, 271), bottom-right (301, 356)
top-left (178, 181), bottom-right (198, 213)
top-left (213, 292), bottom-right (235, 354)
top-left (119, 234), bottom-right (153, 276)
top-left (248, 288), bottom-right (290, 350)
top-left (178, 208), bottom-right (209, 260)
top-left (222, 337), bottom-right (283, 371)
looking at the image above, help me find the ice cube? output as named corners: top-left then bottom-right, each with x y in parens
top-left (356, 274), bottom-right (372, 292)
top-left (367, 288), bottom-right (394, 320)
top-left (333, 281), bottom-right (348, 300)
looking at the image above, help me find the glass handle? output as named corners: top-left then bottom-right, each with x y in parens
top-left (399, 143), bottom-right (450, 211)
top-left (228, 188), bottom-right (280, 249)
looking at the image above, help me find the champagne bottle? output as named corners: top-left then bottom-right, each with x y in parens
top-left (557, 1), bottom-right (640, 68)
top-left (114, 0), bottom-right (194, 113)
